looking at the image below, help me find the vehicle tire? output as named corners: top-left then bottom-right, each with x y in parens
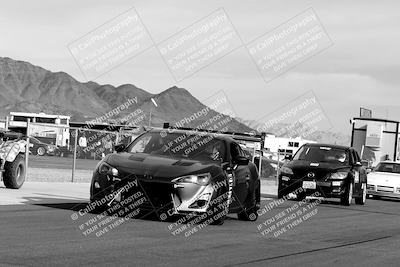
top-left (340, 182), bottom-right (353, 206)
top-left (37, 146), bottom-right (46, 156)
top-left (237, 181), bottom-right (260, 222)
top-left (208, 187), bottom-right (229, 226)
top-left (355, 183), bottom-right (367, 205)
top-left (3, 154), bottom-right (26, 189)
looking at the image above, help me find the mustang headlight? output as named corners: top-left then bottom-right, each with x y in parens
top-left (280, 167), bottom-right (293, 175)
top-left (329, 171), bottom-right (348, 180)
top-left (172, 173), bottom-right (211, 186)
top-left (96, 161), bottom-right (118, 176)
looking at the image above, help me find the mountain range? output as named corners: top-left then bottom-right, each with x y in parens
top-left (0, 57), bottom-right (350, 145)
top-left (0, 57), bottom-right (251, 132)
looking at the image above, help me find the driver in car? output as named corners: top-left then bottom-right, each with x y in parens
top-left (336, 152), bottom-right (347, 163)
top-left (209, 144), bottom-right (221, 161)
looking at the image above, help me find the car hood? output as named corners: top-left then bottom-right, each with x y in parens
top-left (105, 152), bottom-right (219, 181)
top-left (285, 160), bottom-right (349, 180)
top-left (368, 171), bottom-right (400, 186)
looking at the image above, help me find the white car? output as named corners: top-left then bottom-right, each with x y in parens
top-left (367, 161), bottom-right (400, 199)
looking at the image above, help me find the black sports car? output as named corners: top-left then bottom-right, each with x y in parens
top-left (278, 143), bottom-right (367, 206)
top-left (89, 129), bottom-right (260, 225)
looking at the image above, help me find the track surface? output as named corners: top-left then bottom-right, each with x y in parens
top-left (0, 196), bottom-right (399, 266)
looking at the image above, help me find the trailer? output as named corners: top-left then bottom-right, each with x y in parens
top-left (350, 117), bottom-right (399, 167)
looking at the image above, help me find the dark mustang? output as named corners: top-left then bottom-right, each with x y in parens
top-left (90, 129), bottom-right (260, 225)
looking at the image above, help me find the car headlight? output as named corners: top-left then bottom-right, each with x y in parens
top-left (329, 171), bottom-right (348, 180)
top-left (46, 145), bottom-right (55, 152)
top-left (280, 167), bottom-right (293, 175)
top-left (172, 173), bottom-right (211, 186)
top-left (96, 161), bottom-right (118, 176)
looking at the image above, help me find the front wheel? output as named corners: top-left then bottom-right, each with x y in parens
top-left (37, 146), bottom-right (46, 156)
top-left (238, 182), bottom-right (260, 221)
top-left (355, 183), bottom-right (367, 205)
top-left (3, 154), bottom-right (26, 189)
top-left (340, 182), bottom-right (353, 206)
top-left (207, 188), bottom-right (229, 225)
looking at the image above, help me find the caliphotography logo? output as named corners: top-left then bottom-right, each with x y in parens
top-left (157, 8), bottom-right (243, 82)
top-left (254, 90), bottom-right (333, 138)
top-left (68, 7), bottom-right (154, 81)
top-left (246, 8), bottom-right (333, 83)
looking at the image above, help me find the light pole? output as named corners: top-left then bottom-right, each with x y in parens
top-left (148, 98), bottom-right (158, 127)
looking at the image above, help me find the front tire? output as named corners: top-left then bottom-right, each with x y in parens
top-left (3, 154), bottom-right (26, 189)
top-left (37, 147), bottom-right (46, 156)
top-left (238, 182), bottom-right (260, 221)
top-left (341, 182), bottom-right (353, 206)
top-left (208, 187), bottom-right (229, 225)
top-left (355, 183), bottom-right (367, 205)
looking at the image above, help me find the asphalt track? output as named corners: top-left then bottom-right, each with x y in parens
top-left (0, 195), bottom-right (399, 266)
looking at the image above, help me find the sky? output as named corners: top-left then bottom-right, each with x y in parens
top-left (1, 0), bottom-right (399, 134)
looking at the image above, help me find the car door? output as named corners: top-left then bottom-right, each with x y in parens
top-left (231, 143), bottom-right (251, 208)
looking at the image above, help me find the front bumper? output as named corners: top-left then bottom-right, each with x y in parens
top-left (367, 184), bottom-right (400, 198)
top-left (280, 176), bottom-right (347, 198)
top-left (90, 171), bottom-right (227, 215)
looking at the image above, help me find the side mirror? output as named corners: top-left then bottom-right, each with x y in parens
top-left (234, 156), bottom-right (249, 166)
top-left (114, 143), bottom-right (126, 153)
top-left (284, 154), bottom-right (292, 161)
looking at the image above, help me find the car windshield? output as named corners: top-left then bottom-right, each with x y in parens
top-left (127, 131), bottom-right (226, 162)
top-left (293, 146), bottom-right (349, 164)
top-left (374, 163), bottom-right (400, 174)
top-left (30, 137), bottom-right (39, 143)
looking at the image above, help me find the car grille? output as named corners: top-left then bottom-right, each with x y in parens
top-left (137, 180), bottom-right (174, 209)
top-left (292, 169), bottom-right (329, 181)
top-left (377, 186), bottom-right (394, 193)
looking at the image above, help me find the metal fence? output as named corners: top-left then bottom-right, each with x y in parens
top-left (20, 121), bottom-right (287, 184)
top-left (25, 122), bottom-right (144, 183)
